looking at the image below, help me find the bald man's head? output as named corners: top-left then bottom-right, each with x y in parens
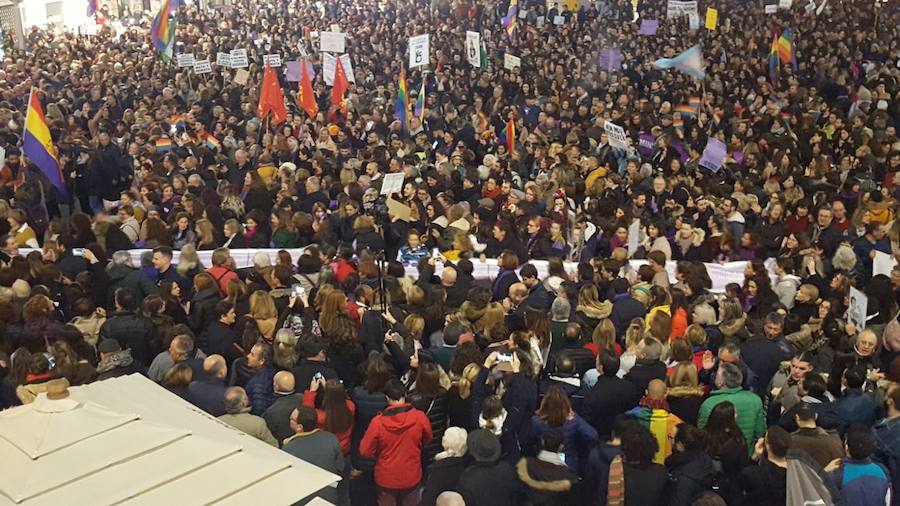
top-left (223, 386), bottom-right (249, 415)
top-left (436, 491), bottom-right (465, 506)
top-left (203, 354), bottom-right (227, 380)
top-left (441, 265), bottom-right (457, 286)
top-left (274, 371), bottom-right (295, 394)
top-left (646, 379), bottom-right (667, 400)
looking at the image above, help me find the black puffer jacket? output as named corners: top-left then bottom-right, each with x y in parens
top-left (98, 311), bottom-right (156, 367)
top-left (408, 389), bottom-right (449, 465)
top-left (665, 450), bottom-right (717, 506)
top-left (350, 385), bottom-right (388, 471)
top-left (188, 288), bottom-right (221, 335)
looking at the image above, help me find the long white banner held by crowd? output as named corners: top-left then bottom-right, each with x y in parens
top-left (39, 248), bottom-right (758, 293)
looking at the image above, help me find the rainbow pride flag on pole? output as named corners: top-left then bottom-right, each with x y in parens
top-left (151, 0), bottom-right (177, 59)
top-left (205, 134), bottom-right (221, 152)
top-left (674, 96), bottom-right (701, 116)
top-left (501, 0), bottom-right (518, 39)
top-left (396, 69), bottom-right (409, 131)
top-left (22, 90), bottom-right (66, 197)
top-left (155, 137), bottom-right (173, 153)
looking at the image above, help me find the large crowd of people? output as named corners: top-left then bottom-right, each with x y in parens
top-left (0, 0), bottom-right (898, 504)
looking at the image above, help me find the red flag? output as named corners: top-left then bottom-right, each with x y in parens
top-left (331, 57), bottom-right (349, 108)
top-left (257, 64), bottom-right (287, 125)
top-left (298, 59), bottom-right (318, 119)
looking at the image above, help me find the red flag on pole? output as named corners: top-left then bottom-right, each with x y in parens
top-left (298, 59), bottom-right (318, 119)
top-left (331, 57), bottom-right (349, 108)
top-left (257, 64), bottom-right (288, 124)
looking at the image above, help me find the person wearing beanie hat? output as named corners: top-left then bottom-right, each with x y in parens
top-left (457, 429), bottom-right (522, 506)
top-left (421, 427), bottom-right (469, 506)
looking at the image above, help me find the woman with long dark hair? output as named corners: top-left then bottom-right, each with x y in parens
top-left (158, 280), bottom-right (188, 325)
top-left (702, 402), bottom-right (747, 504)
top-left (529, 385), bottom-right (598, 474)
top-left (408, 360), bottom-right (449, 465)
top-left (303, 377), bottom-right (356, 455)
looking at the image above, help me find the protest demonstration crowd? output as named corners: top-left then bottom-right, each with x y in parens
top-left (0, 0), bottom-right (899, 503)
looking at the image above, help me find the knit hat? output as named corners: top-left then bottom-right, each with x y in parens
top-left (467, 429), bottom-right (501, 463)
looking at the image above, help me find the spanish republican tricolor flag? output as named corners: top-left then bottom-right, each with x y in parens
top-left (22, 90), bottom-right (66, 197)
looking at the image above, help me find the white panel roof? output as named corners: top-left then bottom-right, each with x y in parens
top-left (0, 374), bottom-right (339, 506)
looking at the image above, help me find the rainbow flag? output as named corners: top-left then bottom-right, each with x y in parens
top-left (169, 114), bottom-right (185, 130)
top-left (151, 0), bottom-right (177, 58)
top-left (395, 69), bottom-right (408, 131)
top-left (768, 30), bottom-right (779, 84)
top-left (413, 79), bottom-right (425, 118)
top-left (498, 115), bottom-right (516, 154)
top-left (22, 90), bottom-right (66, 197)
top-left (476, 111), bottom-right (489, 132)
top-left (205, 134), bottom-right (221, 152)
top-left (777, 28), bottom-right (797, 71)
top-left (674, 96), bottom-right (701, 116)
top-left (501, 0), bottom-right (518, 39)
top-left (155, 137), bottom-right (173, 153)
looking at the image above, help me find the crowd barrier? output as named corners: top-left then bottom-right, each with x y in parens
top-left (59, 248), bottom-right (761, 293)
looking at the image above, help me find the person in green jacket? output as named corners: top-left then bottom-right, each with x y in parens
top-left (270, 209), bottom-right (300, 248)
top-left (697, 361), bottom-right (766, 455)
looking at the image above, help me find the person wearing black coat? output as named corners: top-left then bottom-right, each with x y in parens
top-left (98, 290), bottom-right (156, 368)
top-left (471, 356), bottom-right (539, 464)
top-left (457, 430), bottom-right (523, 506)
top-left (665, 424), bottom-right (717, 506)
top-left (582, 353), bottom-right (641, 439)
top-left (350, 372), bottom-right (390, 506)
top-left (354, 222), bottom-right (385, 256)
top-left (201, 303), bottom-right (241, 365)
top-left (407, 361), bottom-right (451, 465)
top-left (516, 430), bottom-right (580, 506)
top-left (188, 287), bottom-right (220, 336)
top-left (624, 340), bottom-right (668, 393)
top-left (421, 431), bottom-right (468, 506)
top-left (290, 342), bottom-right (339, 392)
top-left (88, 136), bottom-right (129, 202)
top-left (106, 260), bottom-right (158, 309)
top-left (609, 279), bottom-right (647, 336)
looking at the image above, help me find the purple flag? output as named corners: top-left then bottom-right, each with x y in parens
top-left (671, 141), bottom-right (690, 163)
top-left (732, 150), bottom-right (744, 165)
top-left (637, 134), bottom-right (657, 158)
top-left (599, 48), bottom-right (623, 72)
top-left (699, 138), bottom-right (727, 172)
top-left (286, 60), bottom-right (314, 82)
top-left (639, 19), bottom-right (659, 35)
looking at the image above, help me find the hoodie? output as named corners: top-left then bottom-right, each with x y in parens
top-left (359, 402), bottom-right (433, 489)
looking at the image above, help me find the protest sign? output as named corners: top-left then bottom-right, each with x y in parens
top-left (503, 53), bottom-right (522, 70)
top-left (229, 49), bottom-right (249, 68)
top-left (408, 34), bottom-right (430, 68)
top-left (233, 68), bottom-right (250, 85)
top-left (176, 54), bottom-right (194, 68)
top-left (705, 8), bottom-right (717, 30)
top-left (639, 19), bottom-right (659, 35)
top-left (637, 134), bottom-right (657, 158)
top-left (323, 53), bottom-right (356, 84)
top-left (386, 198), bottom-right (412, 221)
top-left (628, 219), bottom-right (641, 257)
top-left (380, 173), bottom-right (405, 196)
top-left (874, 251), bottom-right (897, 278)
top-left (848, 286), bottom-right (868, 331)
top-left (687, 13), bottom-right (699, 30)
top-left (553, 15), bottom-right (565, 25)
top-left (263, 54), bottom-right (282, 67)
top-left (192, 59), bottom-right (212, 74)
top-left (216, 52), bottom-right (231, 67)
top-left (779, 0), bottom-right (792, 8)
top-left (699, 138), bottom-right (727, 172)
top-left (765, 4), bottom-right (777, 13)
top-left (603, 121), bottom-right (629, 150)
top-left (466, 31), bottom-right (481, 68)
top-left (667, 0), bottom-right (698, 18)
top-left (599, 48), bottom-right (623, 72)
top-left (320, 32), bottom-right (346, 53)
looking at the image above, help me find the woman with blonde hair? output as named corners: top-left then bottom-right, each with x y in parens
top-left (176, 243), bottom-right (204, 280)
top-left (666, 361), bottom-right (705, 425)
top-left (194, 219), bottom-right (217, 251)
top-left (249, 290), bottom-right (278, 341)
top-left (684, 323), bottom-right (709, 371)
top-left (574, 284), bottom-right (612, 333)
top-left (618, 318), bottom-right (645, 377)
top-left (585, 319), bottom-right (620, 358)
top-left (272, 328), bottom-right (299, 370)
top-left (717, 297), bottom-right (749, 342)
top-left (440, 230), bottom-right (474, 262)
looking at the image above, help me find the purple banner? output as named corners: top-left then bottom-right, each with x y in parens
top-left (637, 134), bottom-right (657, 158)
top-left (639, 19), bottom-right (659, 35)
top-left (599, 48), bottom-right (623, 72)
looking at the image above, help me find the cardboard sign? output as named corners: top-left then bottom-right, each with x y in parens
top-left (465, 31), bottom-right (481, 68)
top-left (216, 52), bottom-right (231, 67)
top-left (408, 34), bottom-right (430, 68)
top-left (320, 31), bottom-right (346, 53)
top-left (233, 68), bottom-right (250, 85)
top-left (263, 54), bottom-right (282, 67)
top-left (386, 198), bottom-right (412, 221)
top-left (503, 53), bottom-right (522, 70)
top-left (603, 121), bottom-right (629, 150)
top-left (380, 173), bottom-right (405, 196)
top-left (176, 54), bottom-right (194, 68)
top-left (229, 49), bottom-right (249, 68)
top-left (192, 59), bottom-right (212, 74)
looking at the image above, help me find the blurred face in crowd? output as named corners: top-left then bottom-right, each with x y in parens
top-left (856, 332), bottom-right (877, 357)
top-left (789, 357), bottom-right (812, 381)
top-left (817, 208), bottom-right (833, 228)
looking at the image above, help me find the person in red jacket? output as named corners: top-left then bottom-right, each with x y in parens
top-left (360, 378), bottom-right (433, 505)
top-left (303, 376), bottom-right (356, 455)
top-left (206, 248), bottom-right (239, 294)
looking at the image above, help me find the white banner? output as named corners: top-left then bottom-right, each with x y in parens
top-left (409, 34), bottom-right (430, 68)
top-left (215, 52), bottom-right (231, 67)
top-left (604, 121), bottom-right (628, 150)
top-left (465, 31), bottom-right (481, 68)
top-left (229, 49), bottom-right (249, 68)
top-left (667, 0), bottom-right (698, 18)
top-left (322, 53), bottom-right (356, 85)
top-left (320, 32), bottom-right (346, 53)
top-left (176, 54), bottom-right (194, 68)
top-left (192, 59), bottom-right (212, 74)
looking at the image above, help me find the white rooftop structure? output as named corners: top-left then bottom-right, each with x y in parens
top-left (0, 374), bottom-right (339, 505)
